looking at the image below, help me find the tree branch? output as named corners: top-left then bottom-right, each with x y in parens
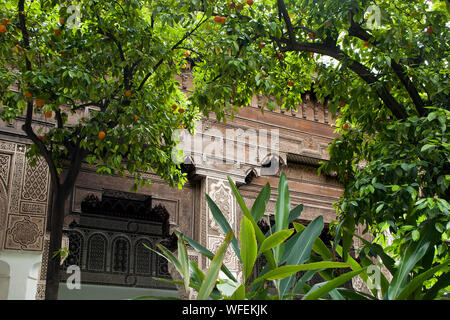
top-left (18, 0), bottom-right (60, 189)
top-left (137, 13), bottom-right (209, 91)
top-left (277, 0), bottom-right (296, 42)
top-left (348, 17), bottom-right (427, 116)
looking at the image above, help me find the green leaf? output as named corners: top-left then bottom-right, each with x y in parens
top-left (342, 215), bottom-right (355, 262)
top-left (279, 216), bottom-right (324, 297)
top-left (302, 268), bottom-right (366, 300)
top-left (288, 204), bottom-right (303, 223)
top-left (250, 183), bottom-right (270, 223)
top-left (175, 230), bottom-right (237, 282)
top-left (422, 271), bottom-right (450, 300)
top-left (387, 223), bottom-right (433, 299)
top-left (258, 229), bottom-right (294, 256)
top-left (337, 288), bottom-right (376, 300)
top-left (230, 284), bottom-right (246, 300)
top-left (420, 144), bottom-right (435, 153)
top-left (293, 222), bottom-right (332, 261)
top-left (240, 216), bottom-right (258, 282)
top-left (273, 172), bottom-right (290, 263)
top-left (396, 259), bottom-right (450, 300)
top-left (412, 230), bottom-right (420, 241)
top-left (206, 194), bottom-right (241, 262)
top-left (177, 234), bottom-right (190, 294)
top-left (251, 262), bottom-right (351, 286)
top-left (227, 176), bottom-right (277, 269)
top-left (352, 233), bottom-right (396, 275)
top-left (197, 231), bottom-right (234, 300)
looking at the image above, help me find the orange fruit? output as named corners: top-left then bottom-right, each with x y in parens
top-left (1, 19), bottom-right (8, 25)
top-left (37, 135), bottom-right (48, 141)
top-left (220, 16), bottom-right (226, 23)
top-left (287, 80), bottom-right (294, 87)
top-left (98, 131), bottom-right (106, 139)
top-left (214, 16), bottom-right (222, 23)
top-left (54, 29), bottom-right (61, 36)
top-left (44, 111), bottom-right (52, 118)
top-left (363, 41), bottom-right (370, 48)
top-left (308, 32), bottom-right (314, 39)
top-left (134, 114), bottom-right (138, 121)
top-left (172, 104), bottom-right (178, 110)
top-left (35, 99), bottom-right (44, 107)
top-left (278, 52), bottom-right (284, 60)
top-left (247, 0), bottom-right (254, 5)
top-left (179, 108), bottom-right (185, 114)
top-left (25, 91), bottom-right (32, 98)
top-left (426, 26), bottom-right (433, 34)
top-left (260, 42), bottom-right (265, 49)
top-left (342, 123), bottom-right (349, 130)
top-left (184, 50), bottom-right (190, 57)
top-left (59, 18), bottom-right (64, 24)
top-left (0, 24), bottom-right (6, 33)
top-left (125, 90), bottom-right (132, 97)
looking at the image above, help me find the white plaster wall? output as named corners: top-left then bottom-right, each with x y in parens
top-left (0, 250), bottom-right (42, 300)
top-left (58, 283), bottom-right (179, 300)
top-left (0, 260), bottom-right (10, 299)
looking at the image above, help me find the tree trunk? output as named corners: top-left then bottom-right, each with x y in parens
top-left (44, 188), bottom-right (69, 300)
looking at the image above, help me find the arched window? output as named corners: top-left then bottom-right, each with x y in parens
top-left (134, 240), bottom-right (152, 275)
top-left (87, 234), bottom-right (107, 271)
top-left (112, 237), bottom-right (129, 273)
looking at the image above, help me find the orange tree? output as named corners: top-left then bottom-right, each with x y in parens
top-left (0, 0), bottom-right (206, 299)
top-left (185, 0), bottom-right (449, 298)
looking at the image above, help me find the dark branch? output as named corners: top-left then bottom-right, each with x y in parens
top-left (18, 0), bottom-right (60, 189)
top-left (348, 17), bottom-right (427, 116)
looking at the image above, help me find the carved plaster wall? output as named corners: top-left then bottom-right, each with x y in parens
top-left (0, 139), bottom-right (50, 251)
top-left (203, 177), bottom-right (240, 276)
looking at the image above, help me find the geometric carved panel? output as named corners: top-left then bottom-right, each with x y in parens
top-left (0, 139), bottom-right (50, 251)
top-left (205, 177), bottom-right (239, 272)
top-left (4, 214), bottom-right (45, 251)
top-left (21, 156), bottom-right (49, 203)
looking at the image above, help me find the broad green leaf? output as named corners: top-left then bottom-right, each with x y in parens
top-left (240, 215), bottom-right (258, 282)
top-left (422, 271), bottom-right (450, 300)
top-left (302, 268), bottom-right (367, 300)
top-left (230, 284), bottom-right (246, 300)
top-left (337, 288), bottom-right (376, 300)
top-left (352, 233), bottom-right (396, 275)
top-left (273, 172), bottom-right (290, 263)
top-left (175, 230), bottom-right (237, 282)
top-left (206, 194), bottom-right (241, 262)
top-left (293, 222), bottom-right (333, 261)
top-left (279, 216), bottom-right (324, 297)
top-left (258, 229), bottom-right (294, 256)
top-left (177, 234), bottom-right (190, 294)
top-left (288, 204), bottom-right (303, 223)
top-left (342, 215), bottom-right (355, 262)
top-left (197, 231), bottom-right (234, 300)
top-left (396, 259), bottom-right (450, 300)
top-left (227, 176), bottom-right (277, 269)
top-left (292, 270), bottom-right (317, 295)
top-left (250, 183), bottom-right (270, 223)
top-left (251, 262), bottom-right (351, 286)
top-left (387, 223), bottom-right (433, 299)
